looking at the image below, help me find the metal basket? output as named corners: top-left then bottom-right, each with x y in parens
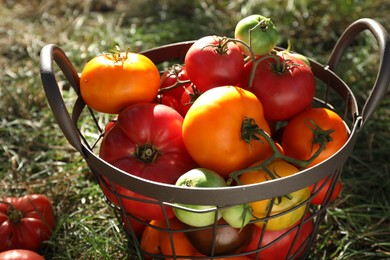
top-left (40, 18), bottom-right (390, 259)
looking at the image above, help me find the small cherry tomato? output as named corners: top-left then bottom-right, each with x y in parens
top-left (159, 64), bottom-right (190, 100)
top-left (155, 93), bottom-right (181, 112)
top-left (178, 85), bottom-right (202, 117)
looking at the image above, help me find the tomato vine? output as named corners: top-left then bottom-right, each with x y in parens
top-left (231, 116), bottom-right (334, 185)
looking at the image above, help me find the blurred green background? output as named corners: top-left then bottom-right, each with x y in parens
top-left (1, 0), bottom-right (389, 259)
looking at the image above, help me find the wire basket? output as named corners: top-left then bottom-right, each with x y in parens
top-left (40, 18), bottom-right (390, 259)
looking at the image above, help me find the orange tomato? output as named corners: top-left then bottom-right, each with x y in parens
top-left (282, 107), bottom-right (348, 167)
top-left (140, 218), bottom-right (201, 259)
top-left (140, 219), bottom-right (166, 258)
top-left (239, 159), bottom-right (310, 231)
top-left (160, 230), bottom-right (200, 260)
top-left (182, 86), bottom-right (271, 177)
top-left (80, 51), bottom-right (160, 114)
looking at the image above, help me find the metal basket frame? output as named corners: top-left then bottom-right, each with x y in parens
top-left (40, 18), bottom-right (390, 259)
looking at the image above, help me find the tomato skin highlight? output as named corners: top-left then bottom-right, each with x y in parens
top-left (182, 86), bottom-right (271, 177)
top-left (0, 194), bottom-right (56, 252)
top-left (0, 249), bottom-right (44, 260)
top-left (80, 52), bottom-right (160, 114)
top-left (282, 107), bottom-right (349, 167)
top-left (99, 103), bottom-right (197, 220)
top-left (185, 36), bottom-right (245, 92)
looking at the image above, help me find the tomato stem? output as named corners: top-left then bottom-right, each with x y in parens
top-left (247, 18), bottom-right (272, 53)
top-left (183, 84), bottom-right (202, 106)
top-left (102, 47), bottom-right (133, 65)
top-left (231, 118), bottom-right (331, 185)
top-left (133, 144), bottom-right (160, 163)
top-left (201, 36), bottom-right (231, 55)
top-left (0, 201), bottom-right (23, 224)
top-left (158, 64), bottom-right (191, 94)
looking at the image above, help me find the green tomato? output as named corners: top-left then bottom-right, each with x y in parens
top-left (287, 52), bottom-right (311, 67)
top-left (173, 168), bottom-right (227, 227)
top-left (234, 14), bottom-right (278, 56)
top-left (221, 203), bottom-right (252, 229)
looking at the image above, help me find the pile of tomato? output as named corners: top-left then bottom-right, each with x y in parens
top-left (0, 194), bottom-right (55, 259)
top-left (79, 14), bottom-right (349, 259)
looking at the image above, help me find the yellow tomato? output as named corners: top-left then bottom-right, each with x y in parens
top-left (240, 159), bottom-right (310, 231)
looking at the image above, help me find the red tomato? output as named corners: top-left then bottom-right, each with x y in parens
top-left (182, 86), bottom-right (271, 177)
top-left (0, 194), bottom-right (55, 252)
top-left (310, 177), bottom-right (342, 205)
top-left (103, 118), bottom-right (117, 134)
top-left (242, 214), bottom-right (313, 259)
top-left (282, 107), bottom-right (349, 167)
top-left (185, 36), bottom-right (245, 92)
top-left (239, 52), bottom-right (315, 122)
top-left (0, 249), bottom-right (44, 260)
top-left (155, 93), bottom-right (180, 112)
top-left (178, 85), bottom-right (202, 117)
top-left (80, 51), bottom-right (160, 114)
top-left (120, 212), bottom-right (146, 239)
top-left (99, 103), bottom-right (197, 220)
top-left (159, 64), bottom-right (190, 100)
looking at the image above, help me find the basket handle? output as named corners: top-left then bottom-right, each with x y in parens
top-left (327, 18), bottom-right (390, 128)
top-left (40, 44), bottom-right (85, 156)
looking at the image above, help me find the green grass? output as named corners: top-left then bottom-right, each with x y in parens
top-left (1, 0), bottom-right (389, 259)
